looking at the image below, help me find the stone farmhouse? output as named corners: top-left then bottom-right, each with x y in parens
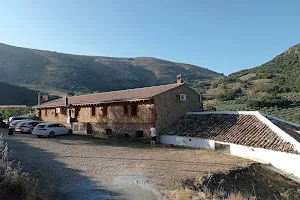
top-left (34, 75), bottom-right (203, 138)
top-left (160, 111), bottom-right (300, 178)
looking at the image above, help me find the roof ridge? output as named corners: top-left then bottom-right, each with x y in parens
top-left (69, 83), bottom-right (181, 99)
top-left (34, 83), bottom-right (182, 108)
top-left (261, 113), bottom-right (300, 128)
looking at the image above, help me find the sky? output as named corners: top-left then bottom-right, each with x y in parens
top-left (1, 0), bottom-right (300, 75)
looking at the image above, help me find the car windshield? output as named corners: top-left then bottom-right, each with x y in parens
top-left (18, 122), bottom-right (26, 126)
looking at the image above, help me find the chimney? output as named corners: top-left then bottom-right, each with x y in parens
top-left (176, 74), bottom-right (183, 84)
top-left (37, 92), bottom-right (43, 105)
top-left (65, 95), bottom-right (69, 107)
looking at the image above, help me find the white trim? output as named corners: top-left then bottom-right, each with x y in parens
top-left (261, 113), bottom-right (300, 128)
top-left (186, 111), bottom-right (260, 115)
top-left (185, 111), bottom-right (300, 152)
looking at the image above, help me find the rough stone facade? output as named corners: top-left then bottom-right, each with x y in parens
top-left (38, 101), bottom-right (156, 138)
top-left (37, 84), bottom-right (202, 138)
top-left (154, 85), bottom-right (203, 133)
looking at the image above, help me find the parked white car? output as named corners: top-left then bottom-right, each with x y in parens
top-left (8, 116), bottom-right (29, 126)
top-left (15, 120), bottom-right (42, 133)
top-left (32, 123), bottom-right (72, 137)
top-left (9, 119), bottom-right (30, 131)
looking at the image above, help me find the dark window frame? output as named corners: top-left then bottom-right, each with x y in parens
top-left (102, 106), bottom-right (108, 116)
top-left (123, 105), bottom-right (128, 115)
top-left (131, 105), bottom-right (137, 116)
top-left (75, 107), bottom-right (80, 117)
top-left (91, 107), bottom-right (96, 116)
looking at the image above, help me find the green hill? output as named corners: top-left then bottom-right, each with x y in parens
top-left (204, 43), bottom-right (300, 123)
top-left (0, 82), bottom-right (37, 105)
top-left (0, 43), bottom-right (223, 93)
top-left (229, 43), bottom-right (300, 93)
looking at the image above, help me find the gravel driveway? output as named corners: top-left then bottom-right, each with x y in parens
top-left (0, 129), bottom-right (251, 200)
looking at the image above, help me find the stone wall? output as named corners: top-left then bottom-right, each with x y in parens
top-left (38, 101), bottom-right (155, 137)
top-left (154, 85), bottom-right (202, 132)
top-left (91, 122), bottom-right (153, 138)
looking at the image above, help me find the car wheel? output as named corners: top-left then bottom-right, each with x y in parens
top-left (68, 130), bottom-right (72, 135)
top-left (49, 131), bottom-right (54, 138)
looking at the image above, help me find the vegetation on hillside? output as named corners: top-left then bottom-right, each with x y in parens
top-left (202, 43), bottom-right (300, 124)
top-left (0, 82), bottom-right (37, 106)
top-left (0, 108), bottom-right (32, 120)
top-left (0, 43), bottom-right (223, 94)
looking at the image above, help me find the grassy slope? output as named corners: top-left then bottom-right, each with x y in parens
top-left (204, 43), bottom-right (300, 124)
top-left (0, 43), bottom-right (223, 93)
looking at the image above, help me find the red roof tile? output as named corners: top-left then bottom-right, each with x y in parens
top-left (161, 113), bottom-right (300, 154)
top-left (34, 83), bottom-right (182, 108)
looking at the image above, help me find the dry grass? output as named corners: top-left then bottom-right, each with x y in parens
top-left (0, 134), bottom-right (39, 200)
top-left (165, 188), bottom-right (256, 200)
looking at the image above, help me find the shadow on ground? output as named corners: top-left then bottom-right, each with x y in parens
top-left (2, 133), bottom-right (125, 200)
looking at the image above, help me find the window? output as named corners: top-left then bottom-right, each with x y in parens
top-left (135, 131), bottom-right (143, 138)
top-left (215, 142), bottom-right (230, 153)
top-left (62, 108), bottom-right (67, 115)
top-left (45, 109), bottom-right (47, 116)
top-left (131, 105), bottom-right (137, 116)
top-left (123, 105), bottom-right (128, 115)
top-left (102, 106), bottom-right (108, 116)
top-left (106, 129), bottom-right (112, 135)
top-left (55, 109), bottom-right (58, 116)
top-left (75, 108), bottom-right (80, 117)
top-left (91, 107), bottom-right (96, 116)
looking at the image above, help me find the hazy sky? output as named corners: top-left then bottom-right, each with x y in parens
top-left (1, 0), bottom-right (300, 75)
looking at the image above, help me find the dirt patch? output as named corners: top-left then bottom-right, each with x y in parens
top-left (0, 132), bottom-right (253, 199)
top-left (183, 163), bottom-right (300, 200)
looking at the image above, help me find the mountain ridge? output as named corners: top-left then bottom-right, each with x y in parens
top-left (0, 43), bottom-right (223, 94)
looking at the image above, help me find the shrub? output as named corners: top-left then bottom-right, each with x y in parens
top-left (0, 134), bottom-right (39, 200)
top-left (205, 105), bottom-right (217, 111)
top-left (216, 88), bottom-right (243, 101)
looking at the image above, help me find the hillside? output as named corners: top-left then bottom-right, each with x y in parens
top-left (204, 43), bottom-right (300, 123)
top-left (0, 43), bottom-right (223, 93)
top-left (229, 43), bottom-right (300, 93)
top-left (0, 82), bottom-right (37, 105)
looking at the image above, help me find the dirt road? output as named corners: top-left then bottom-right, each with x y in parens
top-left (0, 129), bottom-right (251, 200)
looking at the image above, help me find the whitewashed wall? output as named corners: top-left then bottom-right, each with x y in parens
top-left (160, 135), bottom-right (300, 178)
top-left (160, 135), bottom-right (214, 149)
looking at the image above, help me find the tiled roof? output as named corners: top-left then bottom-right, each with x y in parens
top-left (34, 83), bottom-right (182, 108)
top-left (161, 113), bottom-right (300, 154)
top-left (266, 117), bottom-right (300, 143)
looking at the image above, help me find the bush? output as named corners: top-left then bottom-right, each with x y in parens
top-left (205, 105), bottom-right (217, 111)
top-left (0, 134), bottom-right (39, 200)
top-left (245, 95), bottom-right (291, 109)
top-left (216, 88), bottom-right (243, 101)
top-left (0, 108), bottom-right (31, 120)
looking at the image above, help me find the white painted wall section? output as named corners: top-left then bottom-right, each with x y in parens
top-left (160, 135), bottom-right (300, 178)
top-left (160, 135), bottom-right (215, 149)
